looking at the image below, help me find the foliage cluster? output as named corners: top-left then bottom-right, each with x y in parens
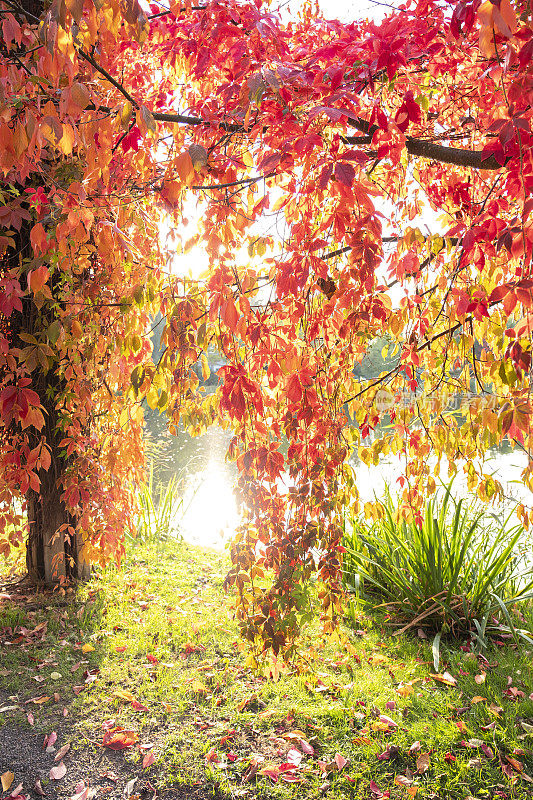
top-left (0, 0), bottom-right (533, 654)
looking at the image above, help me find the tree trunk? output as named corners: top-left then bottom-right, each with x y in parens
top-left (26, 479), bottom-right (90, 584)
top-left (2, 0), bottom-right (91, 585)
top-left (22, 354), bottom-right (91, 585)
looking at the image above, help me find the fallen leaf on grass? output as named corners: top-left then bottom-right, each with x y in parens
top-left (205, 748), bottom-right (222, 765)
top-left (334, 753), bottom-right (348, 771)
top-left (50, 762), bottom-right (67, 780)
top-left (280, 772), bottom-right (304, 783)
top-left (131, 700), bottom-right (148, 712)
top-left (259, 765), bottom-right (280, 783)
top-left (142, 752), bottom-right (155, 769)
top-left (237, 694), bottom-right (258, 712)
top-left (377, 744), bottom-right (400, 761)
top-left (123, 778), bottom-right (137, 798)
top-left (102, 728), bottom-right (138, 750)
top-left (416, 753), bottom-right (430, 774)
top-left (471, 696), bottom-right (486, 704)
top-left (474, 672), bottom-right (486, 684)
top-left (146, 654), bottom-right (158, 664)
top-left (431, 671), bottom-right (457, 686)
top-left (113, 690), bottom-right (135, 703)
top-left (395, 775), bottom-right (413, 787)
top-left (353, 735), bottom-right (373, 746)
top-left (397, 684), bottom-right (414, 698)
top-left (481, 743), bottom-right (494, 759)
top-left (34, 780), bottom-right (45, 796)
top-left (395, 774), bottom-right (418, 796)
top-left (1, 772), bottom-right (14, 792)
top-left (81, 644), bottom-right (94, 654)
top-left (369, 780), bottom-right (384, 798)
top-left (282, 731), bottom-right (314, 754)
top-left (190, 680), bottom-right (208, 696)
top-left (506, 755), bottom-right (523, 773)
top-left (466, 739), bottom-right (485, 749)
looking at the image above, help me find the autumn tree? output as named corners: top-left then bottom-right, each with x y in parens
top-left (1, 0), bottom-right (532, 656)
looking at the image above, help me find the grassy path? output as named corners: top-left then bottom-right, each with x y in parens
top-left (1, 542), bottom-right (533, 800)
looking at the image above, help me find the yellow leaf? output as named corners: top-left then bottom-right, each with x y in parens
top-left (120, 101), bottom-right (133, 129)
top-left (59, 123), bottom-right (75, 155)
top-left (1, 772), bottom-right (14, 793)
top-left (137, 105), bottom-right (156, 135)
top-left (201, 353), bottom-right (210, 381)
top-left (430, 671), bottom-right (457, 686)
top-left (113, 689), bottom-right (135, 703)
top-left (471, 696), bottom-right (486, 704)
top-left (191, 680), bottom-right (207, 695)
top-left (71, 320), bottom-right (83, 339)
top-left (397, 684), bottom-right (414, 698)
top-left (82, 643), bottom-right (95, 654)
top-left (371, 721), bottom-right (390, 732)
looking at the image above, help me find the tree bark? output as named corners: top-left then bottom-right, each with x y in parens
top-left (26, 480), bottom-right (90, 584)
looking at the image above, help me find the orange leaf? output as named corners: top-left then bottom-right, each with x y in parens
top-left (221, 299), bottom-right (239, 332)
top-left (29, 226), bottom-right (48, 257)
top-left (69, 82), bottom-right (90, 109)
top-left (431, 671), bottom-right (457, 686)
top-left (175, 152), bottom-right (194, 184)
top-left (102, 727), bottom-right (138, 750)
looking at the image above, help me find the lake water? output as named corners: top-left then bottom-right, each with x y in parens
top-left (155, 425), bottom-right (531, 550)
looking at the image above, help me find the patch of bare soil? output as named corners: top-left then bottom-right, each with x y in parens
top-left (0, 722), bottom-right (228, 800)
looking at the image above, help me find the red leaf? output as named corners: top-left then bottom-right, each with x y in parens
top-left (334, 161), bottom-right (355, 188)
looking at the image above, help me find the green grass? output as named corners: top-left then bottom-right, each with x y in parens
top-left (1, 540), bottom-right (533, 799)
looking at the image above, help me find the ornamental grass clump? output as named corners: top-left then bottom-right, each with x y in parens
top-left (342, 482), bottom-right (533, 654)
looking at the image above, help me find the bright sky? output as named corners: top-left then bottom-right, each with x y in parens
top-left (284, 0), bottom-right (392, 23)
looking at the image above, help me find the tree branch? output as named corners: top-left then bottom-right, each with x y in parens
top-left (77, 44), bottom-right (505, 172)
top-left (346, 118), bottom-right (504, 171)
